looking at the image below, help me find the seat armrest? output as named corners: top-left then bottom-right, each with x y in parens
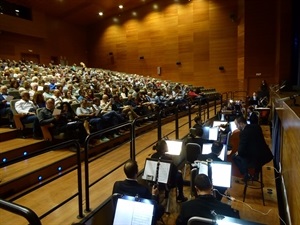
top-left (40, 125), bottom-right (53, 141)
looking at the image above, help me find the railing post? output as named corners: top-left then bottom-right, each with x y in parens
top-left (175, 106), bottom-right (179, 139)
top-left (188, 102), bottom-right (192, 128)
top-left (84, 137), bottom-right (91, 213)
top-left (157, 110), bottom-right (162, 140)
top-left (131, 121), bottom-right (136, 161)
top-left (214, 94), bottom-right (217, 116)
top-left (206, 100), bottom-right (209, 119)
top-left (198, 98), bottom-right (202, 121)
top-left (75, 140), bottom-right (84, 218)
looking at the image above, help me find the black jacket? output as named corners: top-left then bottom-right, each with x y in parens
top-left (176, 194), bottom-right (239, 225)
top-left (238, 124), bottom-right (273, 166)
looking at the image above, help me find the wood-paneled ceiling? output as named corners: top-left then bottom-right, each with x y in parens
top-left (5, 0), bottom-right (156, 26)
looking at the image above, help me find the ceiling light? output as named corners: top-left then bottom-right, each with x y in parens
top-left (119, 5), bottom-right (123, 9)
top-left (98, 12), bottom-right (103, 16)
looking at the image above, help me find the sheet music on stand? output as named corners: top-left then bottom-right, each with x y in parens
top-left (142, 158), bottom-right (171, 184)
top-left (194, 160), bottom-right (232, 188)
top-left (165, 140), bottom-right (183, 155)
top-left (113, 195), bottom-right (155, 225)
top-left (194, 160), bottom-right (209, 175)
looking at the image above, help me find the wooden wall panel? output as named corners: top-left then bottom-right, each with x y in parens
top-left (0, 10), bottom-right (87, 65)
top-left (276, 100), bottom-right (300, 225)
top-left (244, 0), bottom-right (278, 95)
top-left (88, 0), bottom-right (242, 93)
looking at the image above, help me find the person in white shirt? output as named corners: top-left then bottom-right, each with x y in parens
top-left (15, 91), bottom-right (41, 138)
top-left (53, 89), bottom-right (63, 108)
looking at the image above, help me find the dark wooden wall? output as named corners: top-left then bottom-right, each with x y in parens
top-left (0, 11), bottom-right (88, 65)
top-left (0, 0), bottom-right (292, 94)
top-left (87, 0), bottom-right (292, 94)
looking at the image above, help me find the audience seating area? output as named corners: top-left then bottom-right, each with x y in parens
top-left (0, 58), bottom-right (223, 200)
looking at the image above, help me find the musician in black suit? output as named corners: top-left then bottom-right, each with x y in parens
top-left (248, 92), bottom-right (259, 106)
top-left (232, 116), bottom-right (273, 180)
top-left (247, 106), bottom-right (259, 125)
top-left (112, 159), bottom-right (164, 221)
top-left (176, 174), bottom-right (239, 225)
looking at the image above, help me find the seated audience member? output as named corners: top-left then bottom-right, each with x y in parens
top-left (232, 116), bottom-right (273, 181)
top-left (247, 106), bottom-right (259, 125)
top-left (29, 82), bottom-right (38, 100)
top-left (62, 90), bottom-right (79, 104)
top-left (99, 94), bottom-right (126, 124)
top-left (112, 159), bottom-right (164, 222)
top-left (151, 140), bottom-right (188, 202)
top-left (112, 95), bottom-right (139, 121)
top-left (85, 89), bottom-right (95, 102)
top-left (37, 99), bottom-right (86, 144)
top-left (0, 85), bottom-right (14, 127)
top-left (198, 141), bottom-right (227, 201)
top-left (32, 91), bottom-right (46, 108)
top-left (53, 89), bottom-right (63, 108)
top-left (76, 98), bottom-right (110, 142)
top-left (176, 174), bottom-right (239, 225)
top-left (42, 85), bottom-right (53, 100)
top-left (15, 91), bottom-right (41, 138)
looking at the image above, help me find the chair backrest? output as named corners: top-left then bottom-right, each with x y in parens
top-left (71, 103), bottom-right (80, 115)
top-left (8, 90), bottom-right (21, 100)
top-left (10, 99), bottom-right (20, 115)
top-left (186, 143), bottom-right (202, 164)
top-left (188, 216), bottom-right (216, 225)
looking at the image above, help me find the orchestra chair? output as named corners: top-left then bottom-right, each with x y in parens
top-left (226, 130), bottom-right (243, 178)
top-left (243, 165), bottom-right (265, 206)
top-left (188, 216), bottom-right (216, 225)
top-left (183, 143), bottom-right (202, 178)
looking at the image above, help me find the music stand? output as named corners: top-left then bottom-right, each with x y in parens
top-left (165, 140), bottom-right (183, 156)
top-left (142, 158), bottom-right (172, 184)
top-left (112, 195), bottom-right (156, 225)
top-left (195, 161), bottom-right (232, 188)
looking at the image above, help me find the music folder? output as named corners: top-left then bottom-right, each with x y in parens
top-left (142, 158), bottom-right (172, 184)
top-left (113, 195), bottom-right (155, 225)
top-left (165, 140), bottom-right (183, 155)
top-left (195, 160), bottom-right (232, 188)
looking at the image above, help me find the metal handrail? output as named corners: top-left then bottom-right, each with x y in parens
top-left (0, 199), bottom-right (42, 225)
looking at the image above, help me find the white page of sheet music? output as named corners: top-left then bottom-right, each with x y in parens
top-left (142, 160), bottom-right (171, 184)
top-left (113, 198), bottom-right (153, 225)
